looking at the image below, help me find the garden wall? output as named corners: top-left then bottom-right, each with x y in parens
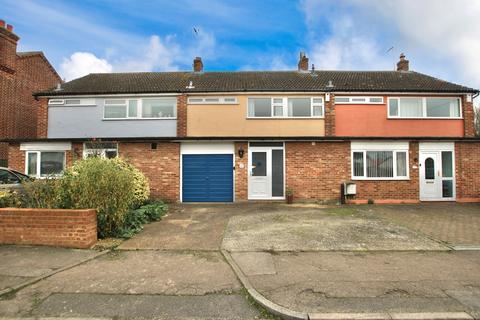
top-left (0, 208), bottom-right (97, 249)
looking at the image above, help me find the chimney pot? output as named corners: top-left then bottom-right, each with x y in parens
top-left (298, 52), bottom-right (309, 72)
top-left (193, 56), bottom-right (203, 72)
top-left (6, 24), bottom-right (13, 32)
top-left (0, 20), bottom-right (5, 28)
top-left (396, 53), bottom-right (409, 71)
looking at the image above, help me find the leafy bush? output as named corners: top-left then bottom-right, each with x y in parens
top-left (15, 179), bottom-right (62, 209)
top-left (111, 158), bottom-right (150, 206)
top-left (59, 157), bottom-right (138, 238)
top-left (0, 190), bottom-right (20, 208)
top-left (118, 201), bottom-right (168, 238)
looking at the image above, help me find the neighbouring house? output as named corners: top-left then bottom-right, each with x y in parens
top-left (4, 52), bottom-right (480, 203)
top-left (0, 20), bottom-right (61, 166)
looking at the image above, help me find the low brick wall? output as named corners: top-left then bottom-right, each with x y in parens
top-left (0, 208), bottom-right (97, 249)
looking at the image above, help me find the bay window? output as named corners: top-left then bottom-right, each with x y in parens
top-left (248, 97), bottom-right (324, 118)
top-left (388, 97), bottom-right (461, 118)
top-left (26, 151), bottom-right (65, 178)
top-left (104, 98), bottom-right (177, 119)
top-left (351, 142), bottom-right (409, 180)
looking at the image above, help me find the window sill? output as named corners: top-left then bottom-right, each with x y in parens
top-left (351, 177), bottom-right (410, 181)
top-left (387, 117), bottom-right (463, 120)
top-left (102, 118), bottom-right (177, 121)
top-left (246, 117), bottom-right (324, 120)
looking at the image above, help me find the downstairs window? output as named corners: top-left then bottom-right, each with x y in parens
top-left (26, 151), bottom-right (65, 178)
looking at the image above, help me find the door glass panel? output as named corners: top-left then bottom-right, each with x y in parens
top-left (27, 153), bottom-right (38, 176)
top-left (425, 157), bottom-right (435, 180)
top-left (252, 152), bottom-right (267, 176)
top-left (272, 150), bottom-right (284, 197)
top-left (441, 151), bottom-right (453, 177)
top-left (442, 180), bottom-right (453, 198)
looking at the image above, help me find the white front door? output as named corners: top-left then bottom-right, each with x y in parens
top-left (419, 143), bottom-right (455, 201)
top-left (249, 150), bottom-right (270, 199)
top-left (248, 143), bottom-right (284, 200)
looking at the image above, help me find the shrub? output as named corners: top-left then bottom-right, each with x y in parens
top-left (59, 157), bottom-right (138, 238)
top-left (0, 190), bottom-right (20, 208)
top-left (111, 158), bottom-right (150, 206)
top-left (15, 179), bottom-right (62, 209)
top-left (118, 201), bottom-right (168, 238)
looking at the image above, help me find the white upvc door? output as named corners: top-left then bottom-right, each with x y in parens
top-left (419, 143), bottom-right (455, 201)
top-left (248, 149), bottom-right (271, 199)
top-left (419, 151), bottom-right (441, 200)
top-left (248, 143), bottom-right (285, 200)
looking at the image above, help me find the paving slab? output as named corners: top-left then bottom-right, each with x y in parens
top-left (222, 210), bottom-right (448, 252)
top-left (371, 203), bottom-right (480, 246)
top-left (0, 245), bottom-right (99, 293)
top-left (237, 251), bottom-right (480, 314)
top-left (32, 293), bottom-right (260, 319)
top-left (0, 250), bottom-right (242, 317)
top-left (231, 252), bottom-right (276, 276)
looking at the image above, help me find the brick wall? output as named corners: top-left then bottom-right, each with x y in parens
top-left (177, 94), bottom-right (187, 137)
top-left (0, 25), bottom-right (60, 164)
top-left (285, 141), bottom-right (420, 203)
top-left (234, 142), bottom-right (248, 200)
top-left (119, 142), bottom-right (180, 202)
top-left (37, 97), bottom-right (49, 138)
top-left (462, 95), bottom-right (476, 137)
top-left (324, 94), bottom-right (335, 136)
top-left (286, 141), bottom-right (349, 201)
top-left (455, 142), bottom-right (480, 202)
top-left (0, 208), bottom-right (97, 249)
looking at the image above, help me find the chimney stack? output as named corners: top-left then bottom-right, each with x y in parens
top-left (193, 57), bottom-right (203, 72)
top-left (396, 53), bottom-right (409, 71)
top-left (0, 19), bottom-right (19, 75)
top-left (298, 52), bottom-right (309, 72)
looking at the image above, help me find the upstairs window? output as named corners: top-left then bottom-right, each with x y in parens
top-left (335, 96), bottom-right (384, 104)
top-left (48, 99), bottom-right (96, 106)
top-left (188, 97), bottom-right (238, 104)
top-left (104, 98), bottom-right (176, 119)
top-left (388, 97), bottom-right (461, 118)
top-left (248, 97), bottom-right (324, 118)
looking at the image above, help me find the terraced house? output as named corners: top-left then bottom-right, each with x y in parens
top-left (5, 52), bottom-right (480, 204)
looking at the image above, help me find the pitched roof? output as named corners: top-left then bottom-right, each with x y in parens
top-left (36, 70), bottom-right (478, 96)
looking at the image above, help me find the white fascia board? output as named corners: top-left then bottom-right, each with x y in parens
top-left (351, 141), bottom-right (409, 151)
top-left (20, 142), bottom-right (72, 151)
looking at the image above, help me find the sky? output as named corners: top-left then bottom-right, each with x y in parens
top-left (1, 0), bottom-right (479, 106)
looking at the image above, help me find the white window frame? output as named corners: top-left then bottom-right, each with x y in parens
top-left (335, 96), bottom-right (384, 104)
top-left (247, 97), bottom-right (324, 119)
top-left (25, 151), bottom-right (66, 179)
top-left (103, 98), bottom-right (177, 120)
top-left (83, 142), bottom-right (119, 159)
top-left (48, 98), bottom-right (96, 106)
top-left (351, 142), bottom-right (409, 181)
top-left (187, 97), bottom-right (238, 104)
top-left (387, 97), bottom-right (462, 119)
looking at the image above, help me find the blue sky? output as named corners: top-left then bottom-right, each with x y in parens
top-left (2, 0), bottom-right (480, 103)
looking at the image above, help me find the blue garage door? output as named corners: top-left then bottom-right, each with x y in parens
top-left (182, 154), bottom-right (233, 202)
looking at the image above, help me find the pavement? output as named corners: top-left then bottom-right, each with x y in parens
top-left (0, 202), bottom-right (479, 319)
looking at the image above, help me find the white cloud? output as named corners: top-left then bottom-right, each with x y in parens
top-left (114, 35), bottom-right (180, 72)
top-left (60, 52), bottom-right (113, 81)
top-left (301, 0), bottom-right (480, 91)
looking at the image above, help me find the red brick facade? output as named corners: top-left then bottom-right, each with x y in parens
top-left (324, 94), bottom-right (335, 136)
top-left (0, 208), bottom-right (97, 249)
top-left (0, 24), bottom-right (60, 163)
top-left (461, 95), bottom-right (476, 138)
top-left (455, 142), bottom-right (480, 202)
top-left (234, 142), bottom-right (248, 200)
top-left (119, 142), bottom-right (180, 202)
top-left (176, 94), bottom-right (187, 137)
